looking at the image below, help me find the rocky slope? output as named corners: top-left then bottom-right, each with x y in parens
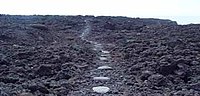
top-left (0, 15), bottom-right (200, 96)
top-left (88, 16), bottom-right (200, 96)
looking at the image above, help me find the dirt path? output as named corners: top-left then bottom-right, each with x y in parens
top-left (68, 19), bottom-right (128, 96)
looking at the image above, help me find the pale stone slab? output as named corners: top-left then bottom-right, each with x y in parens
top-left (97, 66), bottom-right (112, 70)
top-left (102, 50), bottom-right (110, 54)
top-left (100, 54), bottom-right (110, 57)
top-left (92, 86), bottom-right (110, 93)
top-left (99, 57), bottom-right (108, 61)
top-left (93, 77), bottom-right (110, 81)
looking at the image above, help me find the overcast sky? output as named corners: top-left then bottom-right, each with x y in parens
top-left (0, 0), bottom-right (199, 24)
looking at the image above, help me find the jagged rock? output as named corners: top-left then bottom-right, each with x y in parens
top-left (28, 83), bottom-right (49, 94)
top-left (189, 83), bottom-right (200, 91)
top-left (55, 70), bottom-right (72, 80)
top-left (158, 63), bottom-right (179, 75)
top-left (191, 61), bottom-right (199, 65)
top-left (36, 64), bottom-right (53, 76)
top-left (147, 74), bottom-right (169, 87)
top-left (54, 87), bottom-right (69, 96)
top-left (140, 70), bottom-right (152, 81)
top-left (0, 90), bottom-right (9, 96)
top-left (0, 77), bottom-right (19, 83)
top-left (18, 92), bottom-right (34, 96)
top-left (0, 59), bottom-right (10, 66)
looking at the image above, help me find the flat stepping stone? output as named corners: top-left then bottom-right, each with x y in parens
top-left (97, 66), bottom-right (112, 70)
top-left (101, 54), bottom-right (110, 57)
top-left (92, 86), bottom-right (110, 93)
top-left (101, 54), bottom-right (108, 56)
top-left (102, 50), bottom-right (110, 54)
top-left (95, 44), bottom-right (102, 47)
top-left (93, 77), bottom-right (110, 81)
top-left (94, 42), bottom-right (98, 45)
top-left (99, 57), bottom-right (108, 61)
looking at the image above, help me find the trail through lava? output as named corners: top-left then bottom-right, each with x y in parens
top-left (68, 19), bottom-right (127, 96)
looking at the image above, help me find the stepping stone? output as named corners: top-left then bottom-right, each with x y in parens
top-left (102, 50), bottom-right (110, 54)
top-left (99, 57), bottom-right (108, 61)
top-left (92, 86), bottom-right (110, 93)
top-left (94, 42), bottom-right (98, 45)
top-left (97, 66), bottom-right (112, 70)
top-left (95, 45), bottom-right (103, 49)
top-left (101, 54), bottom-right (110, 57)
top-left (95, 44), bottom-right (102, 47)
top-left (93, 77), bottom-right (110, 81)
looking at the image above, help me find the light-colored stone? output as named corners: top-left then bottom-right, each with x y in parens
top-left (102, 50), bottom-right (110, 54)
top-left (93, 77), bottom-right (110, 81)
top-left (97, 66), bottom-right (112, 70)
top-left (92, 86), bottom-right (110, 93)
top-left (95, 45), bottom-right (103, 49)
top-left (100, 54), bottom-right (110, 57)
top-left (99, 57), bottom-right (108, 61)
top-left (96, 43), bottom-right (102, 46)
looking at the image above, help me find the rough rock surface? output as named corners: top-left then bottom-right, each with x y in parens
top-left (0, 15), bottom-right (200, 95)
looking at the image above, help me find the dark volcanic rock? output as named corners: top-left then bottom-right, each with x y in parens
top-left (188, 83), bottom-right (200, 91)
top-left (0, 91), bottom-right (9, 96)
top-left (0, 77), bottom-right (19, 84)
top-left (1, 15), bottom-right (200, 95)
top-left (0, 59), bottom-right (10, 66)
top-left (158, 63), bottom-right (179, 75)
top-left (36, 64), bottom-right (53, 76)
top-left (28, 83), bottom-right (49, 94)
top-left (17, 92), bottom-right (34, 96)
top-left (55, 70), bottom-right (72, 80)
top-left (0, 15), bottom-right (91, 95)
top-left (140, 70), bottom-right (152, 81)
top-left (147, 74), bottom-right (170, 87)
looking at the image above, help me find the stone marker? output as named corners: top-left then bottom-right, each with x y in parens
top-left (99, 57), bottom-right (108, 61)
top-left (93, 48), bottom-right (97, 51)
top-left (97, 66), bottom-right (112, 70)
top-left (93, 77), bottom-right (110, 81)
top-left (102, 50), bottom-right (110, 54)
top-left (101, 54), bottom-right (110, 57)
top-left (92, 86), bottom-right (110, 93)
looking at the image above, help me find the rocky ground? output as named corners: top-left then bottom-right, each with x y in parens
top-left (0, 15), bottom-right (200, 96)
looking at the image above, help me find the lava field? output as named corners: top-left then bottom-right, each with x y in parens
top-left (0, 15), bottom-right (200, 96)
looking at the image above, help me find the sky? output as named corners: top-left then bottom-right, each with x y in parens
top-left (0, 0), bottom-right (200, 24)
